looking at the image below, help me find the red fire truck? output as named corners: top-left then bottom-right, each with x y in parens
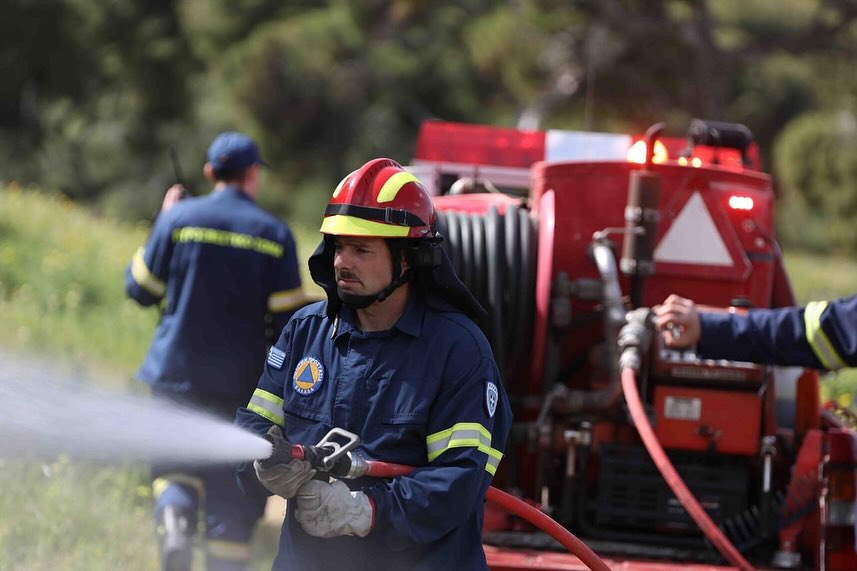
top-left (405, 119), bottom-right (857, 570)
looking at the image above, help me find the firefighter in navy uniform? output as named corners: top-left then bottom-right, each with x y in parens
top-left (655, 294), bottom-right (857, 369)
top-left (235, 158), bottom-right (512, 570)
top-left (125, 132), bottom-right (305, 571)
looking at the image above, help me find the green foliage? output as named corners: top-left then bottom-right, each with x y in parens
top-left (0, 185), bottom-right (157, 366)
top-left (728, 54), bottom-right (817, 162)
top-left (0, 458), bottom-right (157, 571)
top-left (0, 187), bottom-right (320, 569)
top-left (774, 111), bottom-right (857, 254)
top-left (0, 185), bottom-right (321, 362)
top-left (3, 0), bottom-right (857, 241)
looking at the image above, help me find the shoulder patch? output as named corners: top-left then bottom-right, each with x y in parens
top-left (267, 347), bottom-right (286, 369)
top-left (293, 356), bottom-right (325, 396)
top-left (485, 381), bottom-right (499, 418)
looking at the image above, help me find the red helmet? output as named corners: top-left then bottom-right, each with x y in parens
top-left (319, 158), bottom-right (436, 239)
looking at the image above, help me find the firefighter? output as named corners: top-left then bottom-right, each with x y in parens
top-left (125, 132), bottom-right (306, 571)
top-left (654, 293), bottom-right (857, 369)
top-left (235, 158), bottom-right (512, 570)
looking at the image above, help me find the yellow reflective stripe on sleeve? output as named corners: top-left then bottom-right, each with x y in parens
top-left (268, 287), bottom-right (305, 312)
top-left (319, 215), bottom-right (411, 237)
top-left (485, 449), bottom-right (502, 476)
top-left (131, 247), bottom-right (166, 298)
top-left (377, 171), bottom-right (420, 203)
top-left (248, 389), bottom-right (284, 427)
top-left (804, 301), bottom-right (847, 370)
top-left (152, 474), bottom-right (205, 500)
top-left (206, 540), bottom-right (252, 561)
top-left (172, 227), bottom-right (284, 258)
top-left (426, 422), bottom-right (504, 475)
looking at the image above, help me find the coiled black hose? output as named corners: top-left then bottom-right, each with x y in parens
top-left (436, 204), bottom-right (537, 380)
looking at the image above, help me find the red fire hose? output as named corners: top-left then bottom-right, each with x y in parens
top-left (362, 461), bottom-right (611, 571)
top-left (267, 426), bottom-right (610, 568)
top-left (621, 367), bottom-right (757, 571)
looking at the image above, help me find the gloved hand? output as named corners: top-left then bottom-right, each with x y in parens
top-left (294, 480), bottom-right (374, 538)
top-left (253, 426), bottom-right (316, 499)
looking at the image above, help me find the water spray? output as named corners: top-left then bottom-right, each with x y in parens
top-left (0, 348), bottom-right (271, 465)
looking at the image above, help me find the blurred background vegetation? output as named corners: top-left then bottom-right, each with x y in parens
top-left (2, 0), bottom-right (857, 254)
top-left (4, 0), bottom-right (857, 568)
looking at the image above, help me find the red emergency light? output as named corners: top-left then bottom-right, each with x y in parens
top-left (414, 121), bottom-right (762, 172)
top-left (728, 195), bottom-right (755, 211)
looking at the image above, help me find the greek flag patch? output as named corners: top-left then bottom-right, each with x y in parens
top-left (486, 381), bottom-right (498, 418)
top-left (267, 347), bottom-right (286, 369)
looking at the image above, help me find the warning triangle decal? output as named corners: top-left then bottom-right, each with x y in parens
top-left (654, 192), bottom-right (733, 266)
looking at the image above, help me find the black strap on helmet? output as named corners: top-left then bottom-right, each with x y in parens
top-left (324, 203), bottom-right (427, 228)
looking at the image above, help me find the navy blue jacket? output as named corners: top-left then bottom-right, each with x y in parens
top-left (236, 292), bottom-right (511, 570)
top-left (698, 296), bottom-right (857, 369)
top-left (125, 187), bottom-right (304, 401)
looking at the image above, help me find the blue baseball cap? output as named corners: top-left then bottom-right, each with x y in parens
top-left (207, 132), bottom-right (267, 172)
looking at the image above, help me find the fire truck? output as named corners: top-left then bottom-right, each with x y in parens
top-left (405, 119), bottom-right (857, 570)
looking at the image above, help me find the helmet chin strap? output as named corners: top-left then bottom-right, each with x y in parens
top-left (338, 254), bottom-right (414, 309)
top-left (338, 270), bottom-right (414, 309)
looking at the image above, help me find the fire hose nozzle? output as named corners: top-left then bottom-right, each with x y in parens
top-left (259, 426), bottom-right (362, 477)
top-left (257, 427), bottom-right (296, 468)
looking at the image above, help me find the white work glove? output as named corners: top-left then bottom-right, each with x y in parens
top-left (294, 480), bottom-right (374, 538)
top-left (253, 427), bottom-right (316, 499)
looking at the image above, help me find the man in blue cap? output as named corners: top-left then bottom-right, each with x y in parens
top-left (125, 132), bottom-right (307, 571)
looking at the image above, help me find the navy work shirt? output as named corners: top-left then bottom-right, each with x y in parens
top-left (236, 291), bottom-right (512, 570)
top-left (698, 295), bottom-right (857, 370)
top-left (125, 187), bottom-right (304, 401)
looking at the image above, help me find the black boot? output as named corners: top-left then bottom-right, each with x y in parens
top-left (157, 505), bottom-right (193, 571)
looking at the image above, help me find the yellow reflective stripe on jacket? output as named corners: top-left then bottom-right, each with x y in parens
top-left (426, 422), bottom-right (504, 475)
top-left (248, 388), bottom-right (284, 427)
top-left (377, 171), bottom-right (420, 203)
top-left (207, 539), bottom-right (251, 561)
top-left (152, 474), bottom-right (204, 500)
top-left (804, 301), bottom-right (847, 370)
top-left (131, 247), bottom-right (166, 298)
top-left (268, 287), bottom-right (305, 313)
top-left (172, 227), bottom-right (284, 258)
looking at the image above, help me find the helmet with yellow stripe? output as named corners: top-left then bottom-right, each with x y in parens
top-left (320, 158), bottom-right (436, 239)
top-left (309, 158), bottom-right (485, 323)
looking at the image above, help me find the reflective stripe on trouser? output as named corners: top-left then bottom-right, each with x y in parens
top-left (426, 422), bottom-right (504, 475)
top-left (153, 475), bottom-right (203, 535)
top-left (804, 301), bottom-right (847, 370)
top-left (153, 474), bottom-right (205, 501)
top-left (155, 467), bottom-right (266, 568)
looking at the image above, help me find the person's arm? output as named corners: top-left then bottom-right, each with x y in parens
top-left (235, 325), bottom-right (292, 498)
top-left (124, 214), bottom-right (174, 306)
top-left (656, 294), bottom-right (857, 369)
top-left (363, 348), bottom-right (512, 547)
top-left (266, 228), bottom-right (305, 340)
top-left (698, 296), bottom-right (857, 370)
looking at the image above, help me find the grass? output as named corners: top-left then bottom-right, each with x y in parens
top-left (1, 186), bottom-right (856, 568)
top-left (0, 185), bottom-right (321, 570)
